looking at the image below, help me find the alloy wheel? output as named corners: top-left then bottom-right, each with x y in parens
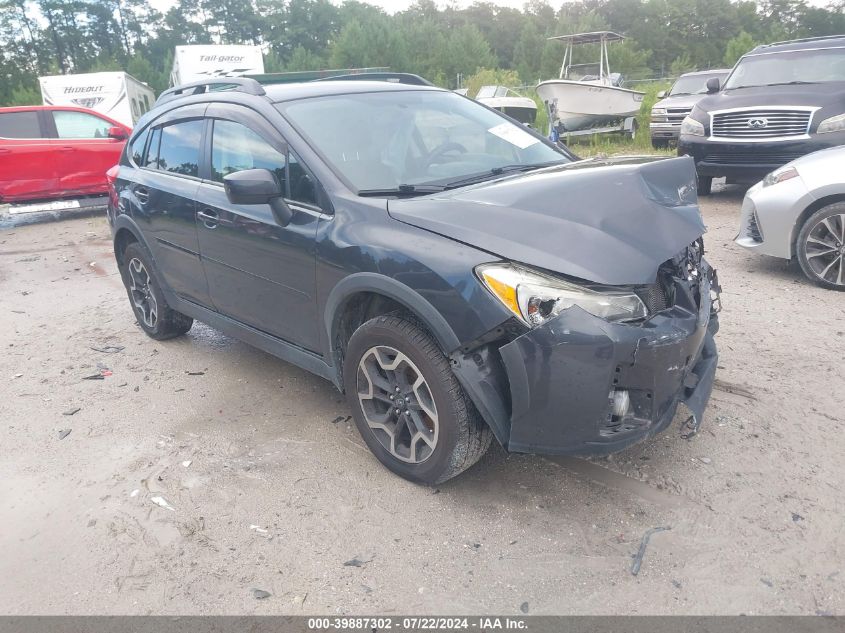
top-left (356, 345), bottom-right (439, 464)
top-left (805, 213), bottom-right (845, 287)
top-left (128, 257), bottom-right (158, 328)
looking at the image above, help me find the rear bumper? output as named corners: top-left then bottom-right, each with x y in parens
top-left (497, 263), bottom-right (719, 455)
top-left (678, 132), bottom-right (845, 181)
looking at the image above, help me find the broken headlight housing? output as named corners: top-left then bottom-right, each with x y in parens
top-left (476, 263), bottom-right (648, 327)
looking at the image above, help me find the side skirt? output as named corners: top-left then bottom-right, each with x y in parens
top-left (168, 293), bottom-right (339, 388)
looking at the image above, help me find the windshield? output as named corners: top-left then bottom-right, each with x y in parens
top-left (670, 73), bottom-right (727, 95)
top-left (278, 90), bottom-right (569, 192)
top-left (724, 47), bottom-right (845, 89)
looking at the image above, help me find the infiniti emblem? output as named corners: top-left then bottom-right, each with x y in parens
top-left (747, 117), bottom-right (768, 129)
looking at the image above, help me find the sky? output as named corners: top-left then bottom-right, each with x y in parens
top-left (149, 0), bottom-right (837, 17)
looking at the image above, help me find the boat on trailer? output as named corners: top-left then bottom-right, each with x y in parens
top-left (536, 31), bottom-right (644, 135)
top-left (475, 85), bottom-right (538, 125)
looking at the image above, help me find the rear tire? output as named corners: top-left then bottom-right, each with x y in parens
top-left (796, 203), bottom-right (845, 291)
top-left (697, 175), bottom-right (713, 196)
top-left (343, 315), bottom-right (492, 484)
top-left (120, 242), bottom-right (193, 340)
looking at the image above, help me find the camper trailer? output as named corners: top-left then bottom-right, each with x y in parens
top-left (170, 45), bottom-right (265, 87)
top-left (39, 72), bottom-right (154, 127)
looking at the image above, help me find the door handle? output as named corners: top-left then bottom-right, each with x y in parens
top-left (60, 146), bottom-right (74, 152)
top-left (135, 187), bottom-right (149, 204)
top-left (197, 208), bottom-right (219, 228)
top-left (0, 148), bottom-right (10, 154)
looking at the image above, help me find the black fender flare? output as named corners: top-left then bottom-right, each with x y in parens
top-left (111, 214), bottom-right (170, 293)
top-left (112, 214), bottom-right (154, 262)
top-left (324, 272), bottom-right (462, 374)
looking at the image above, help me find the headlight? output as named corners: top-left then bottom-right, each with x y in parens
top-left (680, 116), bottom-right (705, 137)
top-left (476, 263), bottom-right (648, 327)
top-left (817, 113), bottom-right (845, 134)
top-left (762, 166), bottom-right (798, 187)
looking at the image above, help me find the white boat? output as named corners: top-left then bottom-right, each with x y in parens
top-left (475, 85), bottom-right (537, 125)
top-left (536, 31), bottom-right (644, 133)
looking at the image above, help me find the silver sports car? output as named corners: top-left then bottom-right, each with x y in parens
top-left (736, 145), bottom-right (845, 290)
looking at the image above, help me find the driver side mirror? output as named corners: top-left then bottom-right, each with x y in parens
top-left (223, 168), bottom-right (293, 226)
top-left (108, 126), bottom-right (128, 140)
top-left (656, 90), bottom-right (666, 99)
top-left (706, 77), bottom-right (721, 94)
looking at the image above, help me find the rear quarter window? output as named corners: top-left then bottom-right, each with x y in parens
top-left (129, 127), bottom-right (150, 166)
top-left (0, 111), bottom-right (42, 139)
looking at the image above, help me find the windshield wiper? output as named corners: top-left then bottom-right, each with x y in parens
top-left (442, 162), bottom-right (560, 190)
top-left (729, 80), bottom-right (819, 89)
top-left (357, 184), bottom-right (446, 197)
top-left (763, 81), bottom-right (819, 86)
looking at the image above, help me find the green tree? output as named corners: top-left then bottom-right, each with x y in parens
top-left (724, 31), bottom-right (756, 66)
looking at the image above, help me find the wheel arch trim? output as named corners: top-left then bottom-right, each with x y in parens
top-left (324, 273), bottom-right (462, 374)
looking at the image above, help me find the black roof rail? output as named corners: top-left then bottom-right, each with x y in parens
top-left (155, 77), bottom-right (266, 105)
top-left (755, 34), bottom-right (845, 50)
top-left (313, 72), bottom-right (434, 86)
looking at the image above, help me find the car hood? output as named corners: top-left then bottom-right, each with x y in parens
top-left (693, 82), bottom-right (845, 115)
top-left (654, 93), bottom-right (709, 109)
top-left (388, 156), bottom-right (705, 286)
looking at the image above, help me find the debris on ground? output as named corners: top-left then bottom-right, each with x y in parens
top-left (185, 370), bottom-right (205, 376)
top-left (82, 369), bottom-right (111, 380)
top-left (699, 457), bottom-right (712, 464)
top-left (150, 496), bottom-right (175, 512)
top-left (520, 601), bottom-right (529, 614)
top-left (90, 345), bottom-right (124, 354)
top-left (630, 526), bottom-right (671, 576)
top-left (761, 578), bottom-right (774, 587)
top-left (249, 525), bottom-right (269, 534)
top-left (63, 407), bottom-right (81, 416)
top-left (791, 512), bottom-right (804, 522)
top-left (330, 416), bottom-right (345, 424)
top-left (343, 557), bottom-right (373, 568)
top-left (182, 460), bottom-right (192, 468)
top-left (14, 373), bottom-right (23, 378)
top-left (130, 489), bottom-right (139, 498)
top-left (58, 429), bottom-right (72, 440)
top-left (252, 589), bottom-right (271, 599)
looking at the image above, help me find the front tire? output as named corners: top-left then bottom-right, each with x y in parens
top-left (796, 203), bottom-right (845, 290)
top-left (343, 315), bottom-right (492, 484)
top-left (120, 242), bottom-right (194, 339)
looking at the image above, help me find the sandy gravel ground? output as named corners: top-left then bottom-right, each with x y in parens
top-left (1, 186), bottom-right (843, 615)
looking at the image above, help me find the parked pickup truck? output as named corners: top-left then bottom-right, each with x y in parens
top-left (650, 69), bottom-right (730, 148)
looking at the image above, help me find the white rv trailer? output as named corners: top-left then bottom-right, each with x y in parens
top-left (39, 71), bottom-right (155, 126)
top-left (170, 45), bottom-right (265, 87)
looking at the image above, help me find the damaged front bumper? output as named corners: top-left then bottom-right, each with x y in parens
top-left (458, 261), bottom-right (720, 456)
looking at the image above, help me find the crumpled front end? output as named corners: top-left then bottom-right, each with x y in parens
top-left (497, 252), bottom-right (720, 456)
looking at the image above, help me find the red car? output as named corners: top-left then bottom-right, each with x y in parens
top-left (0, 105), bottom-right (130, 204)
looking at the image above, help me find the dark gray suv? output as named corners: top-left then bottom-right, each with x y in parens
top-left (108, 77), bottom-right (720, 484)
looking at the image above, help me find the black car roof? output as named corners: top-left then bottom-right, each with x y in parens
top-left (264, 80), bottom-right (443, 103)
top-left (748, 35), bottom-right (845, 55)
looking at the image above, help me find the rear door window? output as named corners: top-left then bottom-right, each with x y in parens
top-left (52, 111), bottom-right (112, 138)
top-left (0, 111), bottom-right (42, 138)
top-left (156, 120), bottom-right (203, 177)
top-left (210, 120), bottom-right (287, 188)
